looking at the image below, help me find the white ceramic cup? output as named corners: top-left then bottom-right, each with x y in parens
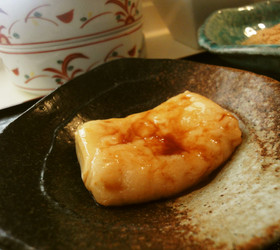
top-left (0, 0), bottom-right (143, 45)
top-left (0, 0), bottom-right (143, 95)
top-left (0, 22), bottom-right (144, 95)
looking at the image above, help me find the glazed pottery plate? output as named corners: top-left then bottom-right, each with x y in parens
top-left (0, 58), bottom-right (279, 249)
top-left (198, 1), bottom-right (280, 75)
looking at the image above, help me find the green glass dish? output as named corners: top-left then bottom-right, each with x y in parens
top-left (198, 0), bottom-right (280, 76)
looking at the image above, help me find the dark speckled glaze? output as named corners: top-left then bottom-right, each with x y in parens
top-left (0, 58), bottom-right (279, 249)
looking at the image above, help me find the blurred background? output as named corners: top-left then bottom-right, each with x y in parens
top-left (0, 0), bottom-right (264, 109)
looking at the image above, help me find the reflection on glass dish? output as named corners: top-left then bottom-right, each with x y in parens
top-left (198, 0), bottom-right (280, 76)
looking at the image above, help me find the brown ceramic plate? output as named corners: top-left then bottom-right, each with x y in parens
top-left (0, 59), bottom-right (279, 249)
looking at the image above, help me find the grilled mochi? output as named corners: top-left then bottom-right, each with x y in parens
top-left (75, 90), bottom-right (242, 206)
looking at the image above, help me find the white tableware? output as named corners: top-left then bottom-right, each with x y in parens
top-left (0, 0), bottom-right (143, 95)
top-left (0, 22), bottom-right (144, 95)
top-left (0, 0), bottom-right (142, 45)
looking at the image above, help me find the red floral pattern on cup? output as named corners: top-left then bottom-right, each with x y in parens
top-left (21, 44), bottom-right (140, 85)
top-left (24, 4), bottom-right (58, 25)
top-left (56, 9), bottom-right (74, 23)
top-left (0, 0), bottom-right (142, 45)
top-left (106, 0), bottom-right (140, 25)
top-left (43, 53), bottom-right (89, 84)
